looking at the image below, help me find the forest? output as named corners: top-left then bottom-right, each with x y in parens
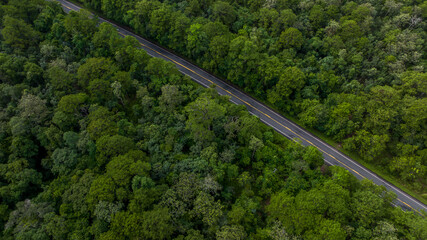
top-left (75, 0), bottom-right (427, 199)
top-left (0, 0), bottom-right (426, 239)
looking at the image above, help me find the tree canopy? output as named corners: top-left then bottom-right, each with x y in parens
top-left (0, 1), bottom-right (425, 239)
top-left (72, 0), bottom-right (427, 200)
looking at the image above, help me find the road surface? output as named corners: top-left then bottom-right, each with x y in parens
top-left (55, 0), bottom-right (426, 215)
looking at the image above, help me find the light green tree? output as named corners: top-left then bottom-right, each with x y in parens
top-left (279, 27), bottom-right (303, 49)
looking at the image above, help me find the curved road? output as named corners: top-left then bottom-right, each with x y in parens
top-left (56, 0), bottom-right (426, 215)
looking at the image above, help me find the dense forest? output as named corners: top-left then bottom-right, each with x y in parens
top-left (0, 0), bottom-right (426, 239)
top-left (75, 0), bottom-right (427, 197)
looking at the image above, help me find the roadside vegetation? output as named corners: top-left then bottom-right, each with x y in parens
top-left (76, 0), bottom-right (427, 201)
top-left (0, 0), bottom-right (426, 239)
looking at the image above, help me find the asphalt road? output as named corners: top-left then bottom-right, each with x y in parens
top-left (56, 0), bottom-right (426, 215)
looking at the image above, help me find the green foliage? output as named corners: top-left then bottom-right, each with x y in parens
top-left (106, 150), bottom-right (150, 187)
top-left (68, 0), bottom-right (427, 196)
top-left (92, 22), bottom-right (122, 57)
top-left (46, 66), bottom-right (74, 95)
top-left (57, 93), bottom-right (88, 115)
top-left (216, 225), bottom-right (246, 240)
top-left (185, 93), bottom-right (226, 143)
top-left (77, 57), bottom-right (118, 89)
top-left (63, 9), bottom-right (97, 36)
top-left (279, 27), bottom-right (303, 49)
top-left (17, 93), bottom-right (49, 125)
top-left (0, 1), bottom-right (425, 239)
top-left (145, 57), bottom-right (182, 93)
top-left (187, 23), bottom-right (209, 60)
top-left (303, 146), bottom-right (324, 169)
top-left (51, 148), bottom-right (78, 175)
top-left (4, 200), bottom-right (53, 240)
top-left (1, 15), bottom-right (41, 51)
top-left (211, 1), bottom-right (236, 27)
top-left (95, 134), bottom-right (135, 167)
top-left (108, 207), bottom-right (173, 240)
top-left (268, 66), bottom-right (305, 106)
top-left (343, 130), bottom-right (389, 162)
